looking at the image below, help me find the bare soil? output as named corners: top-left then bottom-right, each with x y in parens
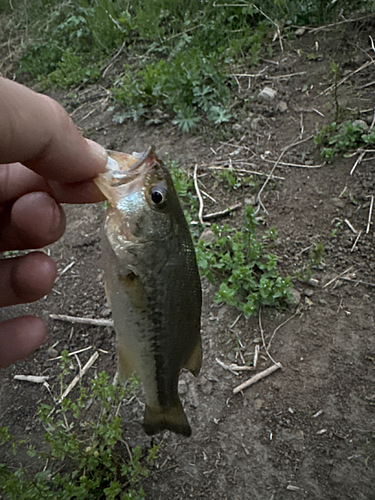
top-left (1, 16), bottom-right (375, 500)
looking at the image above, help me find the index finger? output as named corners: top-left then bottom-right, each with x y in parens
top-left (0, 77), bottom-right (107, 183)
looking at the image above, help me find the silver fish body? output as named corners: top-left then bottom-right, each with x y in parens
top-left (95, 148), bottom-right (202, 436)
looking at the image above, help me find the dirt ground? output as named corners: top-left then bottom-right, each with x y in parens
top-left (1, 15), bottom-right (375, 500)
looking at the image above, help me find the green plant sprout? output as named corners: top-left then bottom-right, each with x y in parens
top-left (196, 205), bottom-right (293, 318)
top-left (314, 120), bottom-right (375, 162)
top-left (0, 354), bottom-right (157, 500)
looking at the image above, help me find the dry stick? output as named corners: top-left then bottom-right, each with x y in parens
top-left (49, 346), bottom-right (93, 361)
top-left (259, 155), bottom-right (324, 169)
top-left (370, 35), bottom-right (375, 55)
top-left (318, 60), bottom-right (373, 97)
top-left (366, 195), bottom-right (374, 234)
top-left (101, 39), bottom-right (126, 77)
top-left (350, 150), bottom-right (366, 176)
top-left (258, 308), bottom-right (280, 367)
top-left (203, 202), bottom-right (242, 221)
top-left (14, 375), bottom-right (49, 383)
top-left (208, 165), bottom-right (285, 180)
top-left (49, 313), bottom-right (114, 327)
top-left (345, 219), bottom-right (357, 234)
top-left (253, 344), bottom-right (260, 369)
top-left (233, 363), bottom-right (282, 394)
top-left (215, 357), bottom-right (239, 376)
top-left (58, 352), bottom-right (99, 403)
top-left (323, 266), bottom-right (354, 288)
top-left (251, 3), bottom-right (283, 52)
top-left (351, 230), bottom-right (362, 253)
top-left (256, 149), bottom-right (286, 215)
top-left (194, 164), bottom-right (205, 225)
top-left (229, 364), bottom-right (255, 371)
top-left (341, 277), bottom-right (375, 287)
top-left (267, 310), bottom-right (299, 351)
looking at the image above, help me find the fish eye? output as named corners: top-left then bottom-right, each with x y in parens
top-left (150, 186), bottom-right (167, 206)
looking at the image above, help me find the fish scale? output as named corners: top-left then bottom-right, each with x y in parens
top-left (95, 147), bottom-right (202, 437)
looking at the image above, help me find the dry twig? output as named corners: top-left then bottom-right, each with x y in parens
top-left (49, 314), bottom-right (113, 327)
top-left (194, 164), bottom-right (205, 225)
top-left (350, 150), bottom-right (366, 176)
top-left (351, 231), bottom-right (362, 253)
top-left (366, 195), bottom-right (374, 234)
top-left (258, 308), bottom-right (280, 366)
top-left (14, 375), bottom-right (50, 384)
top-left (203, 202), bottom-right (242, 221)
top-left (344, 219), bottom-right (357, 234)
top-left (323, 267), bottom-right (354, 288)
top-left (233, 363), bottom-right (282, 394)
top-left (58, 352), bottom-right (99, 403)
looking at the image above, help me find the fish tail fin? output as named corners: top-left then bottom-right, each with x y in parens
top-left (143, 403), bottom-right (192, 437)
top-left (183, 340), bottom-right (202, 377)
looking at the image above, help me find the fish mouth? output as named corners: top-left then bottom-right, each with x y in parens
top-left (94, 146), bottom-right (162, 206)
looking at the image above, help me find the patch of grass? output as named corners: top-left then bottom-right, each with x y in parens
top-left (0, 352), bottom-right (157, 500)
top-left (314, 120), bottom-right (375, 162)
top-left (4, 0), bottom-right (374, 129)
top-left (196, 205), bottom-right (293, 318)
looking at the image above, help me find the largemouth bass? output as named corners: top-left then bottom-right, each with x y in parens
top-left (95, 147), bottom-right (202, 437)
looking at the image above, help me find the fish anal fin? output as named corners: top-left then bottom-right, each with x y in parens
top-left (183, 340), bottom-right (202, 377)
top-left (144, 402), bottom-right (191, 437)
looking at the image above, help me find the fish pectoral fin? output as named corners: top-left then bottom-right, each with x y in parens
top-left (183, 340), bottom-right (202, 377)
top-left (118, 271), bottom-right (147, 312)
top-left (144, 402), bottom-right (192, 437)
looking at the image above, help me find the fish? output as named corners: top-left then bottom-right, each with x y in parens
top-left (95, 146), bottom-right (202, 437)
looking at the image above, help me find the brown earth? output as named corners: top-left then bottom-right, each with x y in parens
top-left (1, 15), bottom-right (375, 500)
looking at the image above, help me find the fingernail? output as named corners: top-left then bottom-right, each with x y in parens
top-left (86, 139), bottom-right (108, 172)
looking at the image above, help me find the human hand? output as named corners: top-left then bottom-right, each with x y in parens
top-left (0, 77), bottom-right (108, 369)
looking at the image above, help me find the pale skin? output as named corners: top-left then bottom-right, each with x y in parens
top-left (0, 77), bottom-right (108, 369)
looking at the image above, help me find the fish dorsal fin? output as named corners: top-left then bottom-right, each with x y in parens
top-left (183, 340), bottom-right (202, 377)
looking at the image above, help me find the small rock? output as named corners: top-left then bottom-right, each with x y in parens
top-left (332, 197), bottom-right (345, 209)
top-left (244, 195), bottom-right (256, 206)
top-left (101, 307), bottom-right (112, 318)
top-left (277, 100), bottom-right (288, 112)
top-left (318, 299), bottom-right (328, 306)
top-left (199, 228), bottom-right (215, 244)
top-left (254, 398), bottom-right (263, 410)
top-left (289, 288), bottom-right (301, 304)
top-left (200, 377), bottom-right (213, 395)
top-left (304, 289), bottom-right (314, 297)
top-left (178, 379), bottom-right (187, 395)
top-left (258, 86), bottom-right (277, 102)
top-left (250, 117), bottom-right (263, 131)
top-left (308, 277), bottom-right (319, 287)
top-left (352, 119), bottom-right (369, 132)
top-left (47, 347), bottom-right (59, 358)
top-left (232, 123), bottom-right (243, 131)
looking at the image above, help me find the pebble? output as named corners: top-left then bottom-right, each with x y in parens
top-left (199, 228), bottom-right (216, 244)
top-left (47, 347), bottom-right (59, 358)
top-left (258, 86), bottom-right (277, 102)
top-left (289, 288), bottom-right (301, 304)
top-left (178, 379), bottom-right (188, 395)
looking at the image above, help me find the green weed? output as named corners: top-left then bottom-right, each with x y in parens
top-left (5, 0), bottom-right (373, 128)
top-left (196, 205), bottom-right (293, 318)
top-left (314, 120), bottom-right (375, 162)
top-left (0, 352), bottom-right (157, 500)
top-left (296, 242), bottom-right (325, 282)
